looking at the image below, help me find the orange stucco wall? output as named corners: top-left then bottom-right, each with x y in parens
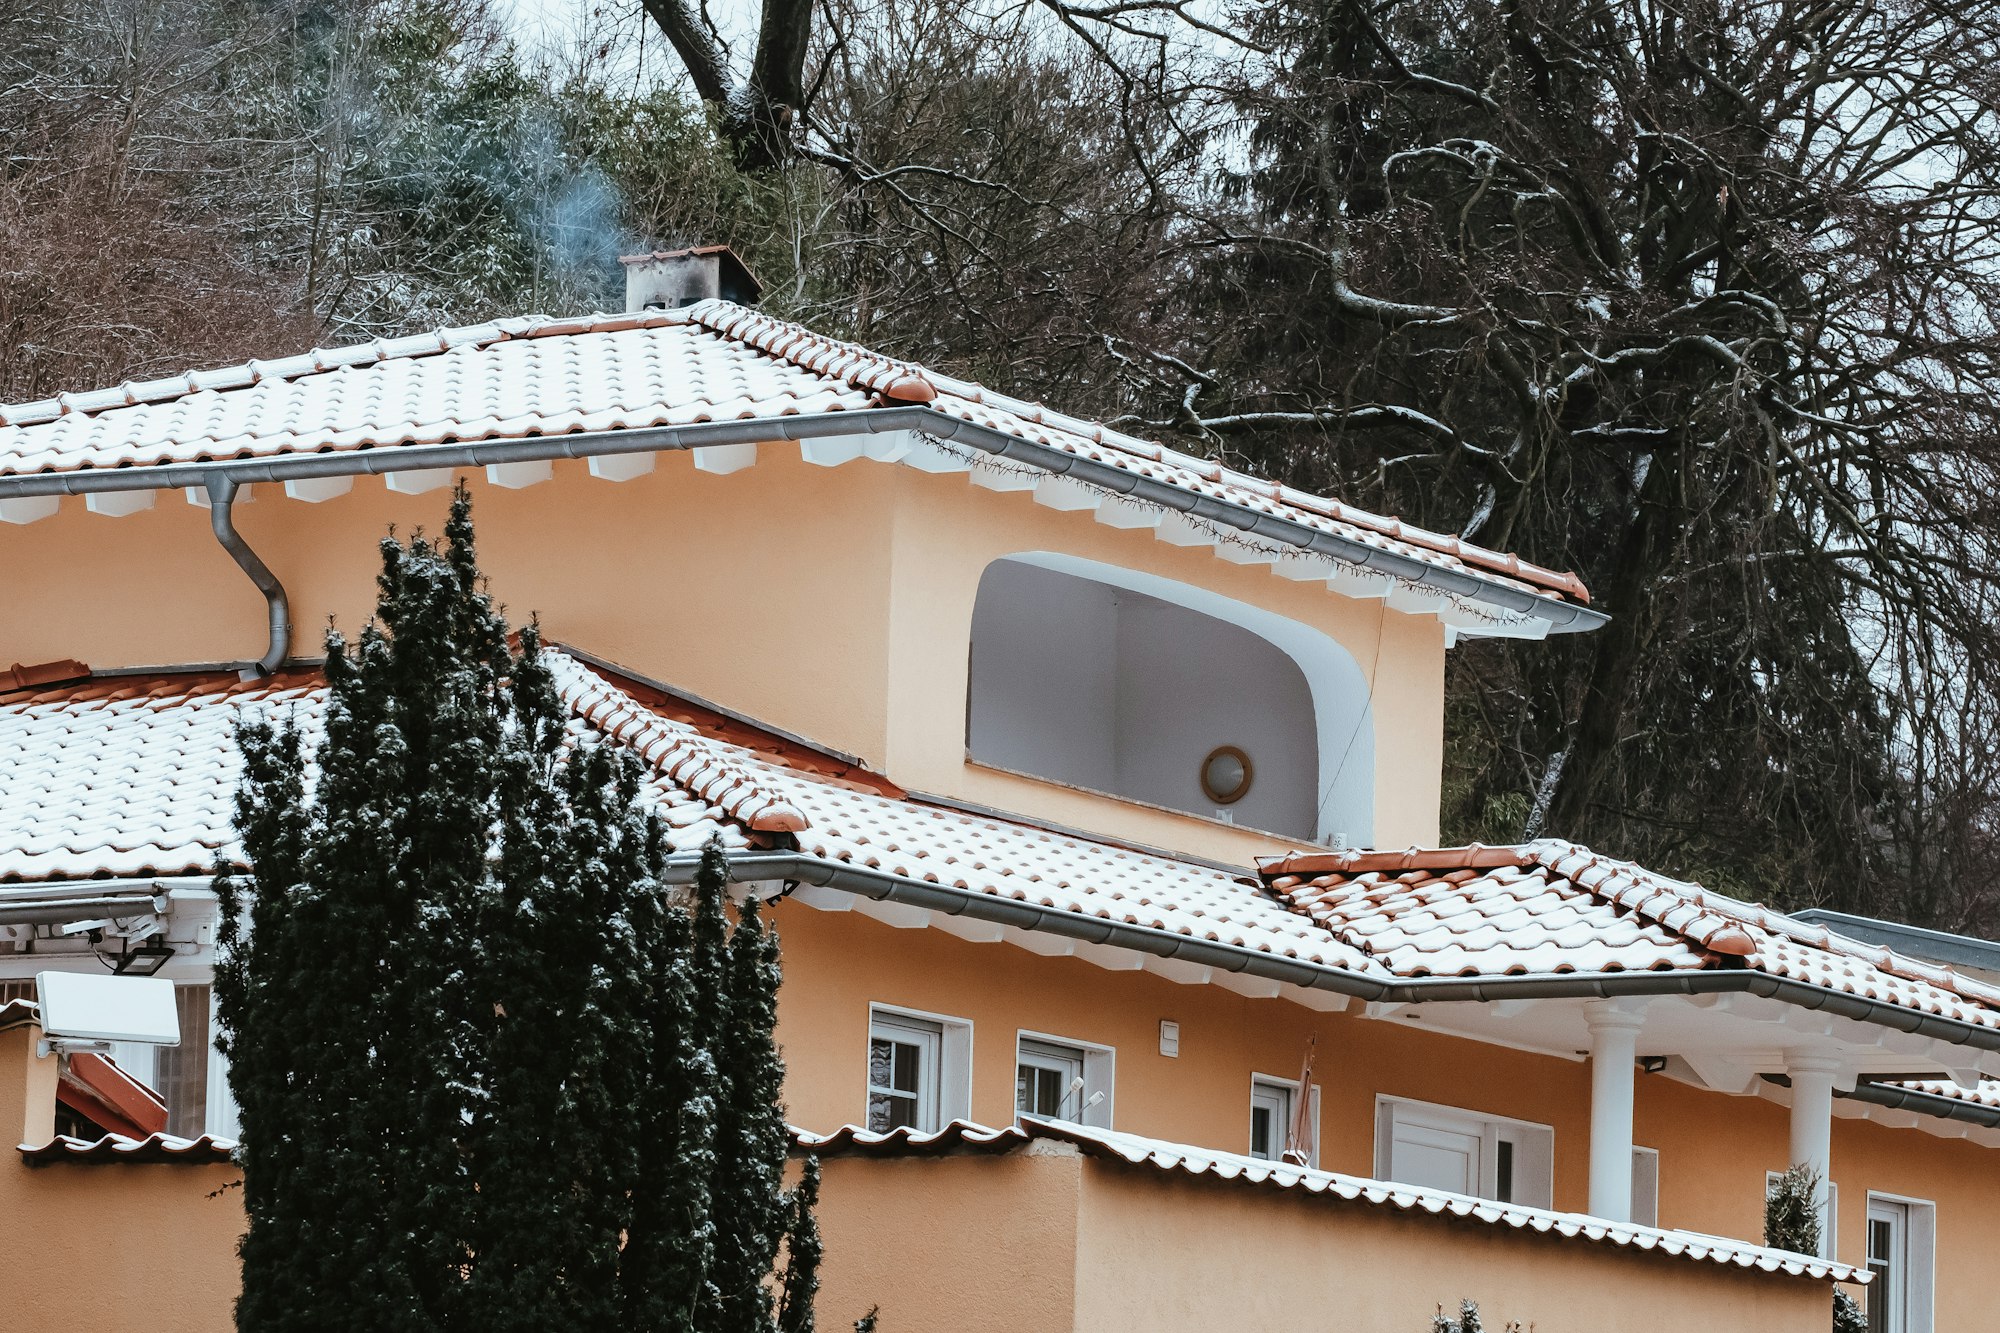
top-left (771, 900), bottom-right (1992, 1328)
top-left (0, 1026), bottom-right (242, 1333)
top-left (0, 452), bottom-right (1444, 852)
top-left (808, 1143), bottom-right (1837, 1333)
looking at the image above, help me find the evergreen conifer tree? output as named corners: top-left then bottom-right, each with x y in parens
top-left (217, 487), bottom-right (825, 1333)
top-left (776, 1158), bottom-right (825, 1333)
top-left (711, 890), bottom-right (792, 1333)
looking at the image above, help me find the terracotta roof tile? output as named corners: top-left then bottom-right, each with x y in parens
top-left (795, 1118), bottom-right (1867, 1284)
top-left (1260, 842), bottom-right (2000, 1029)
top-left (18, 1132), bottom-right (236, 1166)
top-left (1884, 1077), bottom-right (2000, 1109)
top-left (9, 658), bottom-right (1995, 1041)
top-left (0, 303), bottom-right (1585, 616)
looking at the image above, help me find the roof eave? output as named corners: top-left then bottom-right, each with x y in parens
top-left (684, 850), bottom-right (2000, 1055)
top-left (0, 407), bottom-right (1605, 636)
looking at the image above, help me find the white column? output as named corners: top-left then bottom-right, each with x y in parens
top-left (1584, 1001), bottom-right (1646, 1223)
top-left (1787, 1052), bottom-right (1839, 1253)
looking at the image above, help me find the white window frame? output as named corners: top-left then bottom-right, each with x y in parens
top-left (1374, 1095), bottom-right (1554, 1208)
top-left (865, 1004), bottom-right (971, 1134)
top-left (1249, 1073), bottom-right (1320, 1167)
top-left (1630, 1146), bottom-right (1660, 1228)
top-left (1014, 1030), bottom-right (1114, 1129)
top-left (1766, 1170), bottom-right (1840, 1260)
top-left (1865, 1192), bottom-right (1937, 1333)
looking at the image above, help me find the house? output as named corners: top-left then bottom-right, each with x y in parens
top-left (0, 247), bottom-right (1991, 1331)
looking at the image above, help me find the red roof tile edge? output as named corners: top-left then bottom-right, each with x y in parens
top-left (792, 1118), bottom-right (1867, 1285)
top-left (1261, 841), bottom-right (1997, 1003)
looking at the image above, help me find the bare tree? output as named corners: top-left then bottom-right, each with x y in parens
top-left (1027, 0), bottom-right (2000, 920)
top-left (640, 0), bottom-right (813, 170)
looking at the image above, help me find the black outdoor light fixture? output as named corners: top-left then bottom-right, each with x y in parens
top-left (112, 939), bottom-right (175, 977)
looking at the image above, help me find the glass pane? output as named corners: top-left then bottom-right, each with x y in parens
top-left (1018, 1065), bottom-right (1064, 1117)
top-left (154, 984), bottom-right (211, 1137)
top-left (867, 1092), bottom-right (919, 1134)
top-left (1251, 1105), bottom-right (1274, 1159)
top-left (1867, 1260), bottom-right (1890, 1332)
top-left (1495, 1139), bottom-right (1515, 1203)
top-left (869, 1038), bottom-right (894, 1092)
top-left (892, 1041), bottom-right (919, 1094)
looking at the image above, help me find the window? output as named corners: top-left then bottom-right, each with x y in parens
top-left (152, 983), bottom-right (212, 1138)
top-left (1866, 1194), bottom-right (1937, 1333)
top-left (1015, 1033), bottom-right (1114, 1127)
top-left (1630, 1147), bottom-right (1660, 1228)
top-left (8, 976), bottom-right (235, 1138)
top-left (1249, 1075), bottom-right (1319, 1167)
top-left (1375, 1097), bottom-right (1553, 1208)
top-left (865, 1006), bottom-right (970, 1134)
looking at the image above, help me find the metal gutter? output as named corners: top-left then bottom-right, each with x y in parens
top-left (1789, 908), bottom-right (2000, 978)
top-left (0, 877), bottom-right (205, 900)
top-left (1843, 1079), bottom-right (2000, 1129)
top-left (0, 877), bottom-right (195, 927)
top-left (204, 473), bottom-right (291, 677)
top-left (685, 852), bottom-right (2000, 1055)
top-left (666, 851), bottom-right (1392, 1005)
top-left (0, 407), bottom-right (1605, 634)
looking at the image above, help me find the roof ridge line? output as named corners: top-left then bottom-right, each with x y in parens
top-left (0, 310), bottom-right (690, 430)
top-left (677, 300), bottom-right (1587, 601)
top-left (678, 301), bottom-right (937, 404)
top-left (1528, 841), bottom-right (2000, 1012)
top-left (542, 648), bottom-right (808, 835)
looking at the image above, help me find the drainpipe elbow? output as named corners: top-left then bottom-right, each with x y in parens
top-left (205, 475), bottom-right (291, 679)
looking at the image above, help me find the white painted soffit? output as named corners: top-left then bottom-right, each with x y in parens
top-left (0, 422), bottom-right (1581, 640)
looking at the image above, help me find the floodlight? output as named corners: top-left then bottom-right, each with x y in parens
top-left (112, 941), bottom-right (175, 977)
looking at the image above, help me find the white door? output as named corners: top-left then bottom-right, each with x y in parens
top-left (1388, 1116), bottom-right (1482, 1194)
top-left (1867, 1198), bottom-right (1910, 1333)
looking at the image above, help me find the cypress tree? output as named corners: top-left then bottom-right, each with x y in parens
top-left (218, 487), bottom-right (824, 1332)
top-left (710, 889), bottom-right (791, 1333)
top-left (775, 1157), bottom-right (825, 1333)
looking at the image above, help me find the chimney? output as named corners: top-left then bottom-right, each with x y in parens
top-left (620, 244), bottom-right (762, 313)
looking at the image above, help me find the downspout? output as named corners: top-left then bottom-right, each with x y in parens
top-left (206, 473), bottom-right (290, 678)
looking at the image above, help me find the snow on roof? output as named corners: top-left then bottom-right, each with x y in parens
top-left (0, 652), bottom-right (1367, 973)
top-left (1884, 1077), bottom-right (2000, 1110)
top-left (794, 1117), bottom-right (1868, 1285)
top-left (18, 1132), bottom-right (237, 1166)
top-left (1260, 843), bottom-right (2000, 1033)
top-left (7, 654), bottom-right (1998, 1039)
top-left (0, 659), bottom-right (755, 883)
top-left (0, 302), bottom-right (1589, 632)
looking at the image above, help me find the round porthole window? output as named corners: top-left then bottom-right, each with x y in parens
top-left (1200, 745), bottom-right (1254, 805)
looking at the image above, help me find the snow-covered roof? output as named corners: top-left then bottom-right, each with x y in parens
top-left (1882, 1077), bottom-right (2000, 1110)
top-left (6, 653), bottom-right (1998, 1043)
top-left (1260, 844), bottom-right (2000, 1035)
top-left (18, 1132), bottom-right (237, 1166)
top-left (0, 303), bottom-right (1594, 637)
top-left (794, 1117), bottom-right (1868, 1284)
top-left (0, 651), bottom-right (1370, 975)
